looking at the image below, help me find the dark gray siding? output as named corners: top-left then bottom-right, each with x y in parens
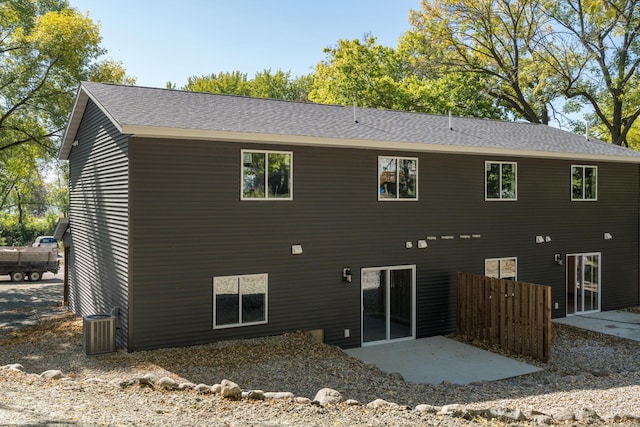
top-left (128, 137), bottom-right (639, 351)
top-left (68, 101), bottom-right (129, 349)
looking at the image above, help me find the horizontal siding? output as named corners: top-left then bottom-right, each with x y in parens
top-left (68, 101), bottom-right (129, 349)
top-left (129, 137), bottom-right (639, 350)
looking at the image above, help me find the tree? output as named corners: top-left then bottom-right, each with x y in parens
top-left (308, 35), bottom-right (505, 119)
top-left (0, 0), bottom-right (133, 241)
top-left (408, 0), bottom-right (640, 146)
top-left (544, 0), bottom-right (640, 146)
top-left (408, 0), bottom-right (557, 124)
top-left (183, 71), bottom-right (252, 96)
top-left (182, 69), bottom-right (312, 102)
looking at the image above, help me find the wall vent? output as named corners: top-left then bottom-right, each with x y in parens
top-left (83, 314), bottom-right (116, 355)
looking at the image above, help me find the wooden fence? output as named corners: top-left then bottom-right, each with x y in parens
top-left (456, 272), bottom-right (552, 362)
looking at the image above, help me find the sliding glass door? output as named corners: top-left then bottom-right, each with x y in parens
top-left (566, 253), bottom-right (601, 315)
top-left (361, 265), bottom-right (415, 345)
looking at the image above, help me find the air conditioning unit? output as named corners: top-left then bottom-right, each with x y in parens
top-left (83, 314), bottom-right (116, 355)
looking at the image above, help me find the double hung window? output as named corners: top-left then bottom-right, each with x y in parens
top-left (378, 156), bottom-right (418, 200)
top-left (242, 150), bottom-right (292, 200)
top-left (485, 161), bottom-right (517, 200)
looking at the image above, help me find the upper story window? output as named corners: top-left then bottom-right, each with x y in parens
top-left (242, 150), bottom-right (292, 200)
top-left (213, 273), bottom-right (268, 329)
top-left (485, 161), bottom-right (517, 201)
top-left (378, 156), bottom-right (418, 200)
top-left (572, 165), bottom-right (597, 201)
top-left (485, 257), bottom-right (517, 280)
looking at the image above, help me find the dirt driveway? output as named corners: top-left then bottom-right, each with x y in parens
top-left (0, 272), bottom-right (66, 335)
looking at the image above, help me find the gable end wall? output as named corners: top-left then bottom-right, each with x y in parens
top-left (68, 100), bottom-right (130, 349)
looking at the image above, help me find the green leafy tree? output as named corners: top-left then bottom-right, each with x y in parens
top-left (182, 69), bottom-right (312, 102)
top-left (408, 0), bottom-right (640, 146)
top-left (408, 0), bottom-right (556, 124)
top-left (544, 0), bottom-right (640, 146)
top-left (0, 0), bottom-right (133, 243)
top-left (309, 35), bottom-right (505, 118)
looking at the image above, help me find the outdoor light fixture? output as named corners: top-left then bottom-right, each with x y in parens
top-left (554, 253), bottom-right (563, 265)
top-left (405, 241), bottom-right (413, 249)
top-left (535, 236), bottom-right (545, 244)
top-left (342, 267), bottom-right (352, 283)
top-left (545, 236), bottom-right (552, 243)
top-left (291, 244), bottom-right (303, 255)
top-left (417, 240), bottom-right (428, 249)
top-left (604, 233), bottom-right (612, 240)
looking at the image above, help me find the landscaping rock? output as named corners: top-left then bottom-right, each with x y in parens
top-left (366, 398), bottom-right (399, 409)
top-left (156, 377), bottom-right (178, 390)
top-left (264, 391), bottom-right (294, 400)
top-left (2, 364), bottom-right (25, 372)
top-left (40, 370), bottom-right (63, 380)
top-left (220, 379), bottom-right (241, 398)
top-left (313, 388), bottom-right (342, 406)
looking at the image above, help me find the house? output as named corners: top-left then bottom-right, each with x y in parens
top-left (59, 81), bottom-right (640, 352)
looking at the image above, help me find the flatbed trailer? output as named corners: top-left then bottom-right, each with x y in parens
top-left (0, 247), bottom-right (60, 282)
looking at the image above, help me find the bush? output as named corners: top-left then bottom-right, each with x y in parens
top-left (0, 213), bottom-right (59, 246)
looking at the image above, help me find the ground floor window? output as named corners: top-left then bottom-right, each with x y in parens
top-left (213, 273), bottom-right (268, 328)
top-left (485, 257), bottom-right (517, 280)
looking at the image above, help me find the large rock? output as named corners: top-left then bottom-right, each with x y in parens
top-left (367, 399), bottom-right (399, 409)
top-left (156, 377), bottom-right (178, 390)
top-left (40, 370), bottom-right (64, 380)
top-left (438, 404), bottom-right (468, 418)
top-left (2, 364), bottom-right (25, 372)
top-left (264, 391), bottom-right (294, 400)
top-left (220, 379), bottom-right (241, 398)
top-left (194, 384), bottom-right (212, 393)
top-left (576, 408), bottom-right (601, 422)
top-left (313, 388), bottom-right (342, 406)
top-left (414, 404), bottom-right (440, 414)
top-left (487, 407), bottom-right (526, 422)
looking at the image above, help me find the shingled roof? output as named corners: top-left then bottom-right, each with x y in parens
top-left (60, 81), bottom-right (640, 163)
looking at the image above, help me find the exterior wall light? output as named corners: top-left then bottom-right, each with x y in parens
top-left (291, 244), bottom-right (303, 255)
top-left (604, 233), bottom-right (612, 240)
top-left (342, 267), bottom-right (352, 283)
top-left (535, 236), bottom-right (545, 244)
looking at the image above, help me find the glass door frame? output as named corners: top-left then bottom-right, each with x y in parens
top-left (566, 252), bottom-right (601, 316)
top-left (360, 264), bottom-right (416, 347)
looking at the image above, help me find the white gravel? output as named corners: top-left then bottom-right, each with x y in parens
top-left (0, 310), bottom-right (639, 426)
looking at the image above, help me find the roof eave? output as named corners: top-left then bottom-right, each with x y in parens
top-left (122, 124), bottom-right (640, 164)
top-left (59, 83), bottom-right (124, 160)
top-left (58, 85), bottom-right (88, 160)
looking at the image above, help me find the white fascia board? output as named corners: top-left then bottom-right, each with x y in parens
top-left (122, 125), bottom-right (640, 164)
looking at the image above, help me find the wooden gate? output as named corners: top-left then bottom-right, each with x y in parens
top-left (456, 272), bottom-right (552, 362)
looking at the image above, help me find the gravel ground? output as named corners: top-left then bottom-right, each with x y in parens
top-left (0, 308), bottom-right (639, 426)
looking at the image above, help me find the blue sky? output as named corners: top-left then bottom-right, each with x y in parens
top-left (69, 1), bottom-right (420, 88)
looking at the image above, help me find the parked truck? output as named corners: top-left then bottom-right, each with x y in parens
top-left (0, 246), bottom-right (59, 282)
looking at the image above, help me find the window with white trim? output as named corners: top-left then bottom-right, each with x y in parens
top-left (213, 273), bottom-right (268, 328)
top-left (485, 161), bottom-right (517, 200)
top-left (378, 156), bottom-right (418, 200)
top-left (571, 165), bottom-right (597, 201)
top-left (242, 150), bottom-right (292, 200)
top-left (485, 257), bottom-right (517, 280)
